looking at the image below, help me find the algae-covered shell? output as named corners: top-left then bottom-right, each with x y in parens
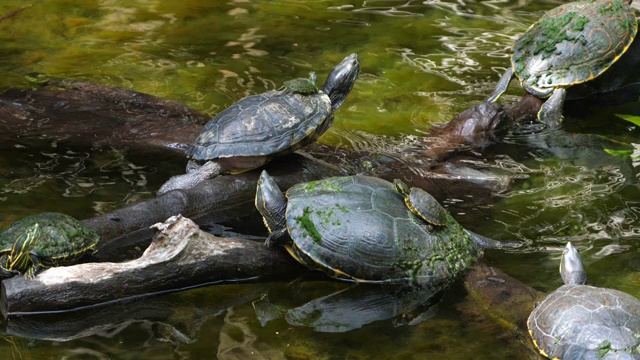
top-left (511, 0), bottom-right (637, 97)
top-left (282, 175), bottom-right (481, 285)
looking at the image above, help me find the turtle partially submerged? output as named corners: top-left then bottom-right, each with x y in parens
top-left (0, 212), bottom-right (100, 279)
top-left (255, 171), bottom-right (519, 286)
top-left (158, 53), bottom-right (360, 194)
top-left (487, 0), bottom-right (637, 127)
top-left (527, 242), bottom-right (640, 359)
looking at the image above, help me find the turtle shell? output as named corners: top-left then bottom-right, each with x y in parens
top-left (0, 212), bottom-right (99, 266)
top-left (405, 187), bottom-right (448, 227)
top-left (283, 175), bottom-right (481, 286)
top-left (527, 284), bottom-right (640, 359)
top-left (511, 0), bottom-right (637, 97)
top-left (186, 90), bottom-right (332, 162)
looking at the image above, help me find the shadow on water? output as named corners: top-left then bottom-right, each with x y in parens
top-left (1, 0), bottom-right (640, 359)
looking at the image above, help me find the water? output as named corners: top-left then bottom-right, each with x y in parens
top-left (1, 0), bottom-right (640, 358)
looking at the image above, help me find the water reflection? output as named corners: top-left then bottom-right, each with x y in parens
top-left (254, 281), bottom-right (441, 333)
top-left (481, 127), bottom-right (640, 250)
top-left (0, 147), bottom-right (156, 225)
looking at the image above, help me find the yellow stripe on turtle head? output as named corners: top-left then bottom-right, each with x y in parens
top-left (6, 223), bottom-right (40, 272)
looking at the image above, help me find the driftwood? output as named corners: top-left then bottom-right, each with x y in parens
top-left (2, 214), bottom-right (543, 343)
top-left (84, 153), bottom-right (345, 262)
top-left (1, 215), bottom-right (303, 315)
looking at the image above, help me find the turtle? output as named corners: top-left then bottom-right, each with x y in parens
top-left (157, 53), bottom-right (360, 194)
top-left (393, 179), bottom-right (447, 227)
top-left (255, 170), bottom-right (521, 286)
top-left (0, 212), bottom-right (100, 279)
top-left (487, 0), bottom-right (638, 128)
top-left (527, 242), bottom-right (640, 359)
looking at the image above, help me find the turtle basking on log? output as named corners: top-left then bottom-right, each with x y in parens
top-left (158, 53), bottom-right (360, 194)
top-left (0, 212), bottom-right (100, 279)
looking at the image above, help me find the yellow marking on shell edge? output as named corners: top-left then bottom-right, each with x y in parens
top-left (404, 197), bottom-right (446, 227)
top-left (283, 244), bottom-right (300, 263)
top-left (529, 324), bottom-right (559, 360)
top-left (287, 242), bottom-right (365, 281)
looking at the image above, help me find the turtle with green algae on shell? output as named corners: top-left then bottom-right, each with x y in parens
top-left (528, 242), bottom-right (640, 359)
top-left (487, 0), bottom-right (638, 128)
top-left (255, 171), bottom-right (521, 286)
top-left (157, 53), bottom-right (360, 194)
top-left (0, 212), bottom-right (100, 279)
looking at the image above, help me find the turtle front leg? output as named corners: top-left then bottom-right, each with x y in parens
top-left (24, 253), bottom-right (40, 280)
top-left (487, 68), bottom-right (514, 102)
top-left (0, 254), bottom-right (19, 279)
top-left (157, 160), bottom-right (223, 195)
top-left (264, 228), bottom-right (289, 247)
top-left (186, 159), bottom-right (200, 174)
top-left (537, 87), bottom-right (566, 129)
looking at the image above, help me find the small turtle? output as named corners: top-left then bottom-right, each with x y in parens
top-left (527, 242), bottom-right (640, 359)
top-left (255, 171), bottom-right (520, 286)
top-left (393, 179), bottom-right (447, 227)
top-left (487, 0), bottom-right (637, 127)
top-left (0, 212), bottom-right (100, 279)
top-left (158, 53), bottom-right (360, 194)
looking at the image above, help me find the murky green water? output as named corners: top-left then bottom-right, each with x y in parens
top-left (1, 0), bottom-right (640, 358)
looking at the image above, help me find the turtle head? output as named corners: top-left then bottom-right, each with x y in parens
top-left (560, 242), bottom-right (587, 285)
top-left (255, 171), bottom-right (288, 234)
top-left (1, 223), bottom-right (41, 278)
top-left (321, 53), bottom-right (360, 112)
top-left (393, 179), bottom-right (410, 198)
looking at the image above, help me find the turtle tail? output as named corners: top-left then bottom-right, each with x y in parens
top-left (465, 229), bottom-right (523, 249)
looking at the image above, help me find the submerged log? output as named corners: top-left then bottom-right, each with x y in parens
top-left (0, 79), bottom-right (207, 154)
top-left (1, 215), bottom-right (303, 316)
top-left (0, 78), bottom-right (528, 157)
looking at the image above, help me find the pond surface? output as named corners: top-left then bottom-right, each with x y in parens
top-left (1, 0), bottom-right (640, 359)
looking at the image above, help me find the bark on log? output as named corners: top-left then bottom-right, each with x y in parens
top-left (2, 213), bottom-right (543, 338)
top-left (85, 153), bottom-right (345, 261)
top-left (1, 215), bottom-right (303, 316)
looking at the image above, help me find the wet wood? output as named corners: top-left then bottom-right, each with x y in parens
top-left (84, 153), bottom-right (345, 262)
top-left (1, 215), bottom-right (303, 315)
top-left (461, 262), bottom-right (544, 334)
top-left (0, 79), bottom-right (207, 154)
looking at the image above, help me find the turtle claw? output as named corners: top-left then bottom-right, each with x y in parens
top-left (538, 88), bottom-right (566, 129)
top-left (264, 228), bottom-right (288, 247)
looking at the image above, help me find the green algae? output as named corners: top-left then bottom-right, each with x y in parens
top-left (294, 207), bottom-right (323, 244)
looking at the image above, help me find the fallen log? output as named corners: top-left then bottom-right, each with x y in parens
top-left (1, 215), bottom-right (304, 316)
top-left (85, 153), bottom-right (345, 262)
top-left (1, 214), bottom-right (543, 339)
